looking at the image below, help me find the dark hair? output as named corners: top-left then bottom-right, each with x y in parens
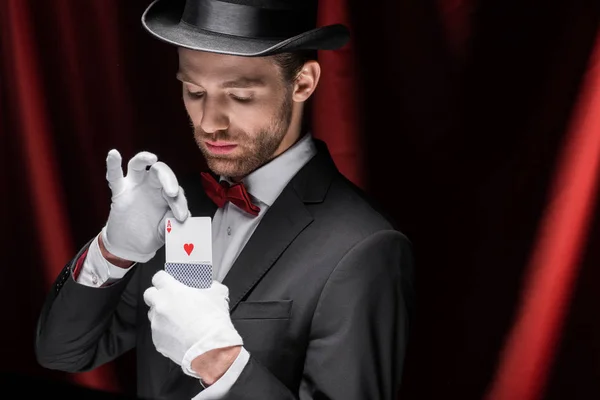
top-left (271, 50), bottom-right (318, 83)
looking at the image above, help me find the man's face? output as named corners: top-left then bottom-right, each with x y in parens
top-left (176, 48), bottom-right (294, 179)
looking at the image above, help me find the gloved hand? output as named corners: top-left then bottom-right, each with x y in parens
top-left (101, 150), bottom-right (190, 263)
top-left (143, 270), bottom-right (244, 377)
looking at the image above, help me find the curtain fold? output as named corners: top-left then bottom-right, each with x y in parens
top-left (314, 0), bottom-right (363, 187)
top-left (5, 0), bottom-right (74, 286)
top-left (485, 29), bottom-right (600, 400)
top-left (3, 0), bottom-right (123, 393)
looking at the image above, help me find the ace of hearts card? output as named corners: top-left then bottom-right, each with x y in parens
top-left (164, 216), bottom-right (213, 288)
top-left (165, 216), bottom-right (212, 263)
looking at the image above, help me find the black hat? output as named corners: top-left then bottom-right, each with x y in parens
top-left (141, 0), bottom-right (350, 57)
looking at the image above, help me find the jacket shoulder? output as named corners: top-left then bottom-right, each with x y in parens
top-left (312, 172), bottom-right (407, 241)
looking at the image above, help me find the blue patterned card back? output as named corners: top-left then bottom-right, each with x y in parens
top-left (165, 263), bottom-right (212, 289)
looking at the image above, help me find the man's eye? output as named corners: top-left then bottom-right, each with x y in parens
top-left (230, 94), bottom-right (253, 103)
top-left (187, 91), bottom-right (204, 99)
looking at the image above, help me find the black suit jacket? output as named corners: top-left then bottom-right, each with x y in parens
top-left (35, 139), bottom-right (415, 399)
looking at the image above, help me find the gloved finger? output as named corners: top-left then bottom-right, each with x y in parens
top-left (147, 309), bottom-right (154, 324)
top-left (151, 269), bottom-right (176, 289)
top-left (148, 161), bottom-right (179, 197)
top-left (208, 280), bottom-right (230, 300)
top-left (162, 186), bottom-right (191, 222)
top-left (146, 303), bottom-right (157, 323)
top-left (105, 149), bottom-right (125, 194)
top-left (127, 151), bottom-right (158, 184)
top-left (143, 286), bottom-right (159, 308)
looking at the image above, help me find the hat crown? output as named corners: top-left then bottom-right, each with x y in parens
top-left (209, 0), bottom-right (313, 11)
top-left (182, 0), bottom-right (317, 39)
top-left (141, 0), bottom-right (349, 57)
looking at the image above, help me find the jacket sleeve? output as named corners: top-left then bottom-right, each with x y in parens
top-left (35, 239), bottom-right (142, 372)
top-left (222, 230), bottom-right (415, 400)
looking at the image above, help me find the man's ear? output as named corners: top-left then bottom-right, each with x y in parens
top-left (292, 60), bottom-right (321, 102)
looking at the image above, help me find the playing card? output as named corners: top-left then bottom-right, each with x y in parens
top-left (164, 216), bottom-right (213, 288)
top-left (165, 216), bottom-right (212, 263)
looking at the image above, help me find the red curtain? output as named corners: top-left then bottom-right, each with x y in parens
top-left (2, 0), bottom-right (599, 399)
top-left (485, 30), bottom-right (600, 400)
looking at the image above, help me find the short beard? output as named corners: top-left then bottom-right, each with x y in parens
top-left (194, 91), bottom-right (293, 179)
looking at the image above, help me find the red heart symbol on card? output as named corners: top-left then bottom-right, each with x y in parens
top-left (183, 243), bottom-right (194, 256)
top-left (167, 227), bottom-right (171, 233)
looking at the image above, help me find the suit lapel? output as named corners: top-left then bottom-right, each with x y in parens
top-left (222, 185), bottom-right (313, 311)
top-left (222, 139), bottom-right (337, 311)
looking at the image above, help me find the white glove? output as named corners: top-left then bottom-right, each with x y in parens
top-left (143, 270), bottom-right (243, 377)
top-left (101, 150), bottom-right (190, 263)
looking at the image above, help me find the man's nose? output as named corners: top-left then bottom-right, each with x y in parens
top-left (200, 96), bottom-right (229, 134)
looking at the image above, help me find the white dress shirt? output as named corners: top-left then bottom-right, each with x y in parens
top-left (76, 133), bottom-right (317, 399)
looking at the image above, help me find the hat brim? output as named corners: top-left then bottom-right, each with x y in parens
top-left (141, 0), bottom-right (350, 57)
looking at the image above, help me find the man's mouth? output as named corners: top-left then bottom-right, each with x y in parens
top-left (205, 141), bottom-right (238, 154)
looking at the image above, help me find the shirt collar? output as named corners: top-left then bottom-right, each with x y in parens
top-left (220, 133), bottom-right (317, 207)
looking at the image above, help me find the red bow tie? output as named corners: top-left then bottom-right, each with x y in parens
top-left (200, 172), bottom-right (261, 216)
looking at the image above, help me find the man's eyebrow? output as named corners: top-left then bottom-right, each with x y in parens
top-left (176, 72), bottom-right (265, 89)
top-left (220, 77), bottom-right (266, 89)
top-left (176, 71), bottom-right (196, 84)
